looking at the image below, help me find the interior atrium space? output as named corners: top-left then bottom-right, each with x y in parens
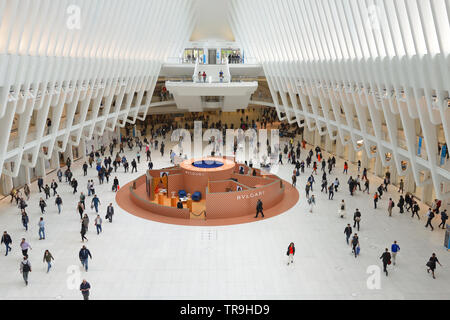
top-left (0, 0), bottom-right (449, 306)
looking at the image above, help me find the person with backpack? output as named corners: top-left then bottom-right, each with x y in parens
top-left (380, 248), bottom-right (391, 276)
top-left (391, 241), bottom-right (400, 265)
top-left (387, 198), bottom-right (395, 217)
top-left (425, 208), bottom-right (435, 231)
top-left (1, 231), bottom-right (12, 256)
top-left (353, 209), bottom-right (361, 231)
top-left (438, 209), bottom-right (448, 229)
top-left (79, 246), bottom-right (92, 272)
top-left (43, 250), bottom-right (54, 273)
top-left (344, 224), bottom-right (352, 245)
top-left (20, 256), bottom-right (32, 285)
top-left (426, 253), bottom-right (442, 279)
top-left (286, 242), bottom-right (295, 266)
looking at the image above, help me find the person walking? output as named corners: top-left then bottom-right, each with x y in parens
top-left (344, 224), bottom-right (352, 245)
top-left (339, 200), bottom-right (346, 218)
top-left (425, 208), bottom-right (435, 231)
top-left (363, 179), bottom-right (370, 194)
top-left (353, 209), bottom-right (361, 231)
top-left (397, 195), bottom-right (405, 214)
top-left (20, 256), bottom-right (32, 285)
top-left (351, 234), bottom-right (359, 258)
top-left (50, 180), bottom-right (58, 196)
top-left (328, 184), bottom-right (334, 199)
top-left (80, 279), bottom-right (91, 300)
top-left (426, 253), bottom-right (442, 279)
top-left (94, 215), bottom-right (102, 235)
top-left (24, 184), bottom-right (31, 200)
top-left (55, 195), bottom-right (63, 214)
top-left (91, 195), bottom-right (101, 213)
top-left (43, 184), bottom-right (50, 199)
top-left (106, 203), bottom-right (114, 223)
top-left (286, 242), bottom-right (295, 266)
top-left (80, 222), bottom-right (88, 242)
top-left (57, 169), bottom-right (62, 183)
top-left (398, 179), bottom-right (404, 194)
top-left (374, 192), bottom-right (379, 209)
top-left (39, 197), bottom-right (47, 214)
top-left (37, 177), bottom-right (44, 193)
top-left (43, 250), bottom-right (54, 273)
top-left (77, 201), bottom-right (85, 220)
top-left (20, 238), bottom-right (32, 257)
top-left (21, 211), bottom-right (29, 231)
top-left (438, 209), bottom-right (448, 229)
top-left (380, 248), bottom-right (391, 276)
top-left (1, 231), bottom-right (12, 256)
top-left (412, 201), bottom-right (420, 219)
top-left (255, 199), bottom-right (264, 218)
top-left (391, 241), bottom-right (400, 265)
top-left (292, 174), bottom-right (297, 187)
top-left (307, 195), bottom-right (315, 213)
top-left (82, 213), bottom-right (89, 230)
top-left (38, 217), bottom-right (45, 240)
top-left (79, 246), bottom-right (92, 272)
top-left (333, 178), bottom-right (339, 192)
top-left (71, 178), bottom-right (78, 194)
top-left (387, 198), bottom-right (395, 217)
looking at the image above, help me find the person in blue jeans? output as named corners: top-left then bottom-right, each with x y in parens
top-left (21, 211), bottom-right (29, 231)
top-left (43, 250), bottom-right (54, 273)
top-left (91, 195), bottom-right (100, 213)
top-left (38, 217), bottom-right (45, 240)
top-left (55, 195), bottom-right (63, 214)
top-left (1, 231), bottom-right (12, 256)
top-left (391, 241), bottom-right (400, 265)
top-left (79, 245), bottom-right (92, 272)
top-left (94, 215), bottom-right (102, 235)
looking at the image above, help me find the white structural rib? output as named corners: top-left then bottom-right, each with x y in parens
top-left (0, 0), bottom-right (195, 178)
top-left (229, 0), bottom-right (449, 200)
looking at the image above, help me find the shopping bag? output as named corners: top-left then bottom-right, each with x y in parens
top-left (356, 246), bottom-right (360, 255)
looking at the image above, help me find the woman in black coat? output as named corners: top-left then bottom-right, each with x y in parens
top-left (286, 243), bottom-right (295, 265)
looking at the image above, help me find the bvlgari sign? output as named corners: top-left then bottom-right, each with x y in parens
top-left (236, 191), bottom-right (264, 200)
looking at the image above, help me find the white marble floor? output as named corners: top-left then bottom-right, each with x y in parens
top-left (0, 137), bottom-right (449, 300)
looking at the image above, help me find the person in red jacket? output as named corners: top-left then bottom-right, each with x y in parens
top-left (286, 242), bottom-right (295, 265)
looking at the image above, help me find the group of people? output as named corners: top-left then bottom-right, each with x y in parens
top-left (284, 139), bottom-right (446, 280)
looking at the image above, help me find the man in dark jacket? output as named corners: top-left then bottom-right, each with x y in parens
top-left (425, 209), bottom-right (435, 231)
top-left (106, 203), bottom-right (114, 223)
top-left (380, 248), bottom-right (391, 276)
top-left (80, 279), bottom-right (91, 300)
top-left (344, 224), bottom-right (352, 245)
top-left (37, 177), bottom-right (44, 193)
top-left (79, 246), bottom-right (92, 272)
top-left (83, 162), bottom-right (88, 176)
top-left (255, 199), bottom-right (264, 218)
top-left (1, 231), bottom-right (12, 256)
top-left (438, 209), bottom-right (448, 229)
